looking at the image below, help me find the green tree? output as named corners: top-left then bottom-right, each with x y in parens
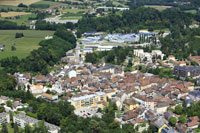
top-left (179, 115), bottom-right (186, 124)
top-left (175, 105), bottom-right (183, 115)
top-left (25, 125), bottom-right (32, 133)
top-left (1, 124), bottom-right (8, 133)
top-left (32, 121), bottom-right (49, 133)
top-left (6, 101), bottom-right (12, 108)
top-left (168, 117), bottom-right (177, 126)
top-left (14, 123), bottom-right (19, 133)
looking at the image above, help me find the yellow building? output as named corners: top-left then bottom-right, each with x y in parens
top-left (124, 98), bottom-right (138, 110)
top-left (70, 92), bottom-right (107, 110)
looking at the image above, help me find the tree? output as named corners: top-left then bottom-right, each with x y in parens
top-left (168, 117), bottom-right (177, 126)
top-left (32, 121), bottom-right (49, 133)
top-left (175, 105), bottom-right (183, 115)
top-left (25, 125), bottom-right (32, 133)
top-left (1, 124), bottom-right (8, 133)
top-left (6, 101), bottom-right (12, 108)
top-left (179, 115), bottom-right (186, 124)
top-left (14, 123), bottom-right (19, 133)
top-left (11, 46), bottom-right (16, 51)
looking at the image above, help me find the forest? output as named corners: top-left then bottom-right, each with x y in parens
top-left (129, 0), bottom-right (200, 10)
top-left (77, 7), bottom-right (196, 34)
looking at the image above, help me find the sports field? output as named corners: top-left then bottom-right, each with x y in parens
top-left (0, 0), bottom-right (40, 6)
top-left (0, 30), bottom-right (54, 59)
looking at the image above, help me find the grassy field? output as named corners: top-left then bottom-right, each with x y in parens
top-left (0, 5), bottom-right (20, 10)
top-left (0, 30), bottom-right (55, 59)
top-left (144, 5), bottom-right (172, 11)
top-left (0, 12), bottom-right (31, 17)
top-left (1, 13), bottom-right (37, 26)
top-left (32, 0), bottom-right (66, 6)
top-left (63, 8), bottom-right (90, 14)
top-left (0, 0), bottom-right (40, 6)
top-left (184, 10), bottom-right (197, 14)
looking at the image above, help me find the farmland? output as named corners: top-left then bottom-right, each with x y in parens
top-left (0, 30), bottom-right (54, 59)
top-left (0, 0), bottom-right (40, 6)
top-left (0, 12), bottom-right (31, 17)
top-left (144, 5), bottom-right (172, 11)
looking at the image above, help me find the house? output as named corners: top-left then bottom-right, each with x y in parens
top-left (12, 101), bottom-right (23, 111)
top-left (187, 116), bottom-right (199, 129)
top-left (164, 111), bottom-right (174, 120)
top-left (168, 55), bottom-right (175, 61)
top-left (124, 98), bottom-right (138, 110)
top-left (153, 119), bottom-right (168, 133)
top-left (68, 70), bottom-right (77, 79)
top-left (45, 35), bottom-right (53, 40)
top-left (14, 114), bottom-right (60, 133)
top-left (0, 96), bottom-right (10, 104)
top-left (30, 84), bottom-right (44, 94)
top-left (0, 112), bottom-right (10, 125)
top-left (176, 123), bottom-right (187, 133)
top-left (174, 66), bottom-right (200, 78)
top-left (41, 93), bottom-right (58, 101)
top-left (0, 45), bottom-right (4, 51)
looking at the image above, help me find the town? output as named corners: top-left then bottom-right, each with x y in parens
top-left (0, 0), bottom-right (200, 133)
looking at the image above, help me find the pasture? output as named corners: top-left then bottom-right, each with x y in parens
top-left (144, 5), bottom-right (172, 11)
top-left (0, 0), bottom-right (40, 6)
top-left (0, 30), bottom-right (54, 59)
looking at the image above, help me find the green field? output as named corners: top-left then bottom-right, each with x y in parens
top-left (184, 10), bottom-right (197, 14)
top-left (144, 5), bottom-right (172, 11)
top-left (0, 30), bottom-right (54, 59)
top-left (31, 0), bottom-right (66, 6)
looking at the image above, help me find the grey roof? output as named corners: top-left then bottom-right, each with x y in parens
top-left (154, 119), bottom-right (166, 128)
top-left (0, 112), bottom-right (8, 118)
top-left (174, 66), bottom-right (200, 72)
top-left (15, 114), bottom-right (60, 131)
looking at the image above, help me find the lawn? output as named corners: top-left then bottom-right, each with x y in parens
top-left (0, 30), bottom-right (55, 59)
top-left (144, 5), bottom-right (172, 11)
top-left (0, 12), bottom-right (31, 17)
top-left (0, 0), bottom-right (40, 6)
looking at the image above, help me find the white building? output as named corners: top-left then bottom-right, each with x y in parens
top-left (14, 114), bottom-right (60, 133)
top-left (0, 112), bottom-right (10, 126)
top-left (68, 70), bottom-right (77, 78)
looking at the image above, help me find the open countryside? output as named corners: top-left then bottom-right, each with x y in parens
top-left (0, 30), bottom-right (54, 59)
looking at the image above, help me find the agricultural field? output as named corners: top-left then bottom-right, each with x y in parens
top-left (144, 5), bottom-right (172, 11)
top-left (0, 30), bottom-right (54, 59)
top-left (0, 12), bottom-right (31, 17)
top-left (0, 0), bottom-right (40, 6)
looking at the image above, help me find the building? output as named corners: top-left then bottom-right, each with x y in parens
top-left (70, 92), bottom-right (107, 110)
top-left (0, 112), bottom-right (10, 126)
top-left (0, 45), bottom-right (4, 51)
top-left (124, 98), bottom-right (138, 110)
top-left (174, 66), bottom-right (200, 78)
top-left (41, 93), bottom-right (58, 101)
top-left (168, 55), bottom-right (175, 61)
top-left (0, 96), bottom-right (10, 104)
top-left (14, 114), bottom-right (60, 133)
